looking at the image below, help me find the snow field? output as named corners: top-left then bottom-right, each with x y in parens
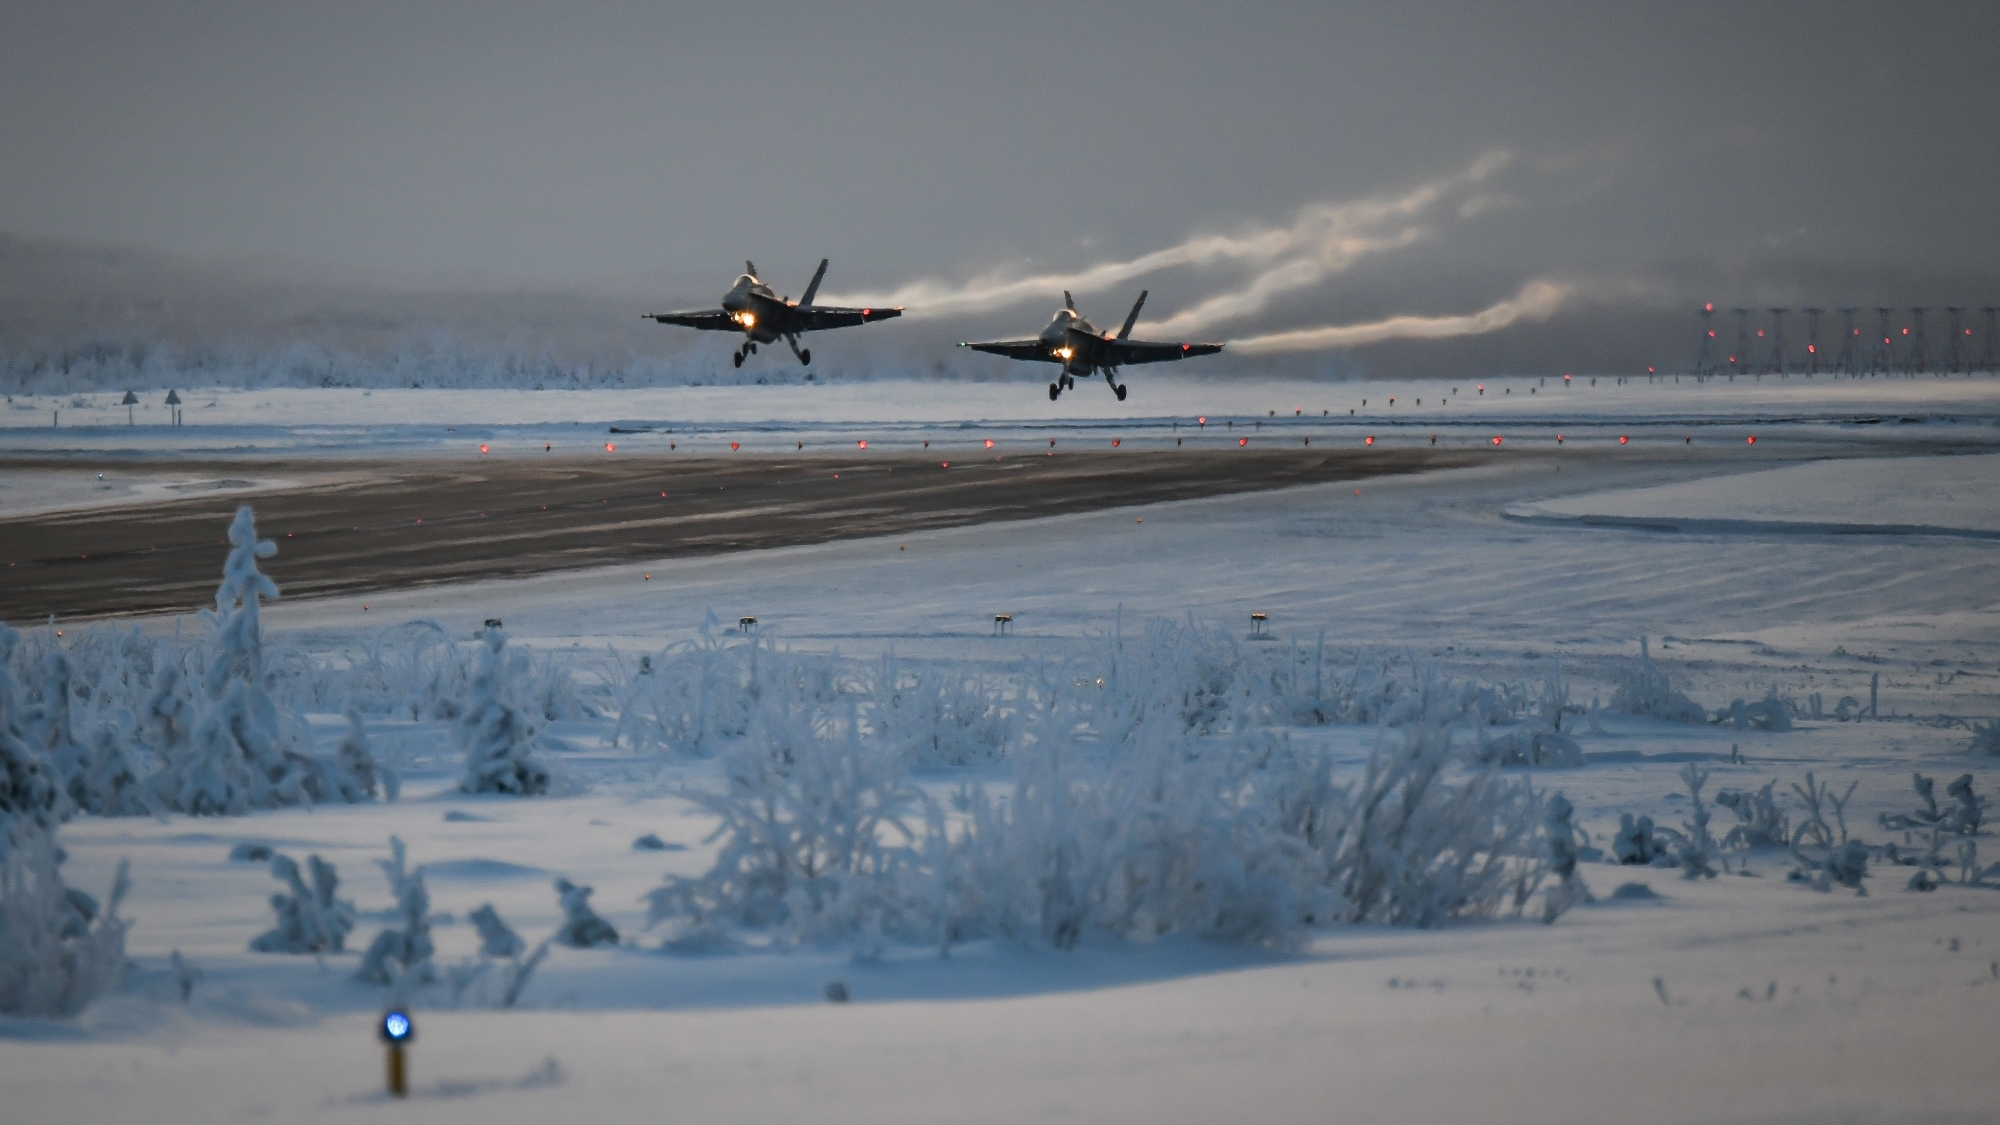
top-left (5, 385), bottom-right (2000, 1122)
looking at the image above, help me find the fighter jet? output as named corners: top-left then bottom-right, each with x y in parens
top-left (958, 291), bottom-right (1223, 400)
top-left (646, 260), bottom-right (901, 368)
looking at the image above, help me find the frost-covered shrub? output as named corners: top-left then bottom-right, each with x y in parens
top-left (1715, 781), bottom-right (1790, 849)
top-left (553, 878), bottom-right (619, 947)
top-left (1475, 725), bottom-right (1584, 769)
top-left (650, 694), bottom-right (1554, 952)
top-left (1971, 718), bottom-right (2000, 757)
top-left (862, 654), bottom-right (1012, 768)
top-left (0, 628), bottom-right (62, 838)
top-left (646, 703), bottom-right (916, 944)
top-left (1541, 792), bottom-right (1591, 922)
top-left (1788, 773), bottom-right (1868, 894)
top-left (249, 852), bottom-right (355, 954)
top-left (456, 628), bottom-right (551, 796)
top-left (1672, 764), bottom-right (1719, 879)
top-left (1087, 615), bottom-right (1249, 744)
top-left (1880, 772), bottom-right (1985, 837)
top-left (1717, 688), bottom-right (1794, 732)
top-left (469, 903), bottom-right (523, 958)
top-left (1612, 813), bottom-right (1670, 865)
top-left (320, 711), bottom-right (390, 803)
top-left (356, 837), bottom-right (434, 983)
top-left (0, 826), bottom-right (130, 1016)
top-left (1608, 636), bottom-right (1706, 724)
top-left (614, 632), bottom-right (841, 757)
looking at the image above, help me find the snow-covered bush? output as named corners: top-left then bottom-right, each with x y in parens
top-left (650, 691), bottom-right (1554, 952)
top-left (0, 628), bottom-right (63, 839)
top-left (469, 903), bottom-right (523, 958)
top-left (1788, 773), bottom-right (1868, 893)
top-left (553, 878), bottom-right (619, 947)
top-left (1608, 636), bottom-right (1706, 724)
top-left (1716, 689), bottom-right (1794, 732)
top-left (456, 628), bottom-right (551, 796)
top-left (1715, 781), bottom-right (1789, 849)
top-left (0, 826), bottom-right (130, 1016)
top-left (1880, 772), bottom-right (1985, 837)
top-left (1971, 718), bottom-right (2000, 756)
top-left (1086, 614), bottom-right (1250, 744)
top-left (1475, 725), bottom-right (1584, 769)
top-left (646, 703), bottom-right (916, 945)
top-left (249, 851), bottom-right (355, 954)
top-left (613, 632), bottom-right (840, 757)
top-left (356, 837), bottom-right (434, 983)
top-left (1671, 764), bottom-right (1720, 878)
top-left (862, 653), bottom-right (1012, 768)
top-left (1612, 813), bottom-right (1671, 865)
top-left (1541, 792), bottom-right (1591, 921)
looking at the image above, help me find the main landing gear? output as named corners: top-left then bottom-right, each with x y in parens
top-left (1104, 371), bottom-right (1127, 401)
top-left (784, 336), bottom-right (812, 367)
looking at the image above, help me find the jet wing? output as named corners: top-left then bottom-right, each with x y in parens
top-left (795, 305), bottom-right (902, 332)
top-left (645, 309), bottom-right (738, 331)
top-left (958, 339), bottom-right (1055, 362)
top-left (1104, 339), bottom-right (1224, 365)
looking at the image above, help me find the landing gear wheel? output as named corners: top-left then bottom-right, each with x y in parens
top-left (1049, 383), bottom-right (1061, 401)
top-left (1114, 384), bottom-right (1127, 401)
top-left (799, 349), bottom-right (811, 366)
top-left (747, 343), bottom-right (758, 355)
top-left (732, 351), bottom-right (744, 368)
top-left (1060, 375), bottom-right (1074, 390)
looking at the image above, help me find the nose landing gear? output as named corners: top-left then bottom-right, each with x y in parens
top-left (1049, 382), bottom-right (1061, 401)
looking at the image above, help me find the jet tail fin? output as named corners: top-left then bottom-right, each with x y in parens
top-left (745, 260), bottom-right (759, 279)
top-left (1063, 291), bottom-right (1077, 312)
top-left (800, 259), bottom-right (828, 307)
top-left (1117, 290), bottom-right (1148, 340)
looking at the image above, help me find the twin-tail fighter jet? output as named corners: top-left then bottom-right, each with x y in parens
top-left (958, 291), bottom-right (1224, 401)
top-left (646, 260), bottom-right (901, 368)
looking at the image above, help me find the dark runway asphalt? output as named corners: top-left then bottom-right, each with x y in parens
top-left (0, 448), bottom-right (1484, 623)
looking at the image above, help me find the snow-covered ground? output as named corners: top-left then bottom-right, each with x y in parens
top-left (7, 379), bottom-right (2000, 1123)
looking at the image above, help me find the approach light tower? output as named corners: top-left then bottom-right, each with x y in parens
top-left (1694, 303), bottom-right (1717, 376)
top-left (1731, 308), bottom-right (1752, 378)
top-left (1802, 308), bottom-right (1821, 375)
top-left (1908, 307), bottom-right (1929, 374)
top-left (1944, 307), bottom-right (1966, 373)
top-left (1765, 308), bottom-right (1789, 375)
top-left (1835, 308), bottom-right (1860, 376)
top-left (1871, 308), bottom-right (1895, 375)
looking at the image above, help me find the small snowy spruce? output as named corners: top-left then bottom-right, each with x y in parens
top-left (455, 628), bottom-right (551, 796)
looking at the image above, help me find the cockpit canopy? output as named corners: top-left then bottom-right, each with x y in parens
top-left (1040, 307), bottom-right (1096, 343)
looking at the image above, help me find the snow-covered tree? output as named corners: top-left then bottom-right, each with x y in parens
top-left (0, 627), bottom-right (62, 842)
top-left (151, 507), bottom-right (318, 814)
top-left (455, 627), bottom-right (550, 796)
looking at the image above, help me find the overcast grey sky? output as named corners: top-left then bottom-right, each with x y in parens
top-left (4, 1), bottom-right (1996, 375)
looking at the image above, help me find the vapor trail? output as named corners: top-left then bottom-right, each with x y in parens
top-left (823, 152), bottom-right (1511, 320)
top-left (1225, 280), bottom-right (1572, 354)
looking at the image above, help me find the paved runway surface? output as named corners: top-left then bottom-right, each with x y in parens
top-left (0, 449), bottom-right (1486, 623)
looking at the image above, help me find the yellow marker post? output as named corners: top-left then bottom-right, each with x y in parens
top-left (379, 1010), bottom-right (414, 1097)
